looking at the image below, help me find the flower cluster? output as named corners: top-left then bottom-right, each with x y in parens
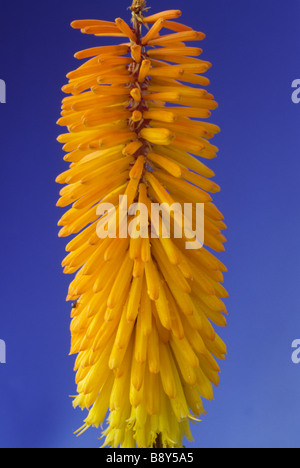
top-left (57, 3), bottom-right (228, 448)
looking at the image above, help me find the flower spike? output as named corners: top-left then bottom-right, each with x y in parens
top-left (57, 1), bottom-right (228, 449)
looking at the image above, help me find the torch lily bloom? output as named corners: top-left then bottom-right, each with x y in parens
top-left (57, 0), bottom-right (228, 448)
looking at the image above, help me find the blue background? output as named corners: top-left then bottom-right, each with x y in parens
top-left (0, 0), bottom-right (299, 448)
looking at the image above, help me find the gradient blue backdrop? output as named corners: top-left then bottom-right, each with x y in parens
top-left (0, 0), bottom-right (299, 448)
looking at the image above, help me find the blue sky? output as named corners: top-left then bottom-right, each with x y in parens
top-left (0, 0), bottom-right (299, 448)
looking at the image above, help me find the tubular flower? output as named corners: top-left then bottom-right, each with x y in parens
top-left (57, 0), bottom-right (228, 449)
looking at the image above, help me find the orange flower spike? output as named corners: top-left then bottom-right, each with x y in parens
top-left (57, 0), bottom-right (227, 450)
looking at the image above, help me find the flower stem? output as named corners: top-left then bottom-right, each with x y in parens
top-left (155, 433), bottom-right (163, 448)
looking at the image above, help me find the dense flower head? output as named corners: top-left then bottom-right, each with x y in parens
top-left (57, 1), bottom-right (228, 448)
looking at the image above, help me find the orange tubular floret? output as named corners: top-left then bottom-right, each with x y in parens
top-left (115, 17), bottom-right (137, 42)
top-left (142, 18), bottom-right (165, 45)
top-left (143, 9), bottom-right (182, 23)
top-left (131, 44), bottom-right (142, 63)
top-left (147, 30), bottom-right (206, 46)
top-left (81, 25), bottom-right (121, 35)
top-left (147, 46), bottom-right (203, 58)
top-left (163, 20), bottom-right (194, 32)
top-left (74, 45), bottom-right (130, 59)
top-left (138, 59), bottom-right (152, 82)
top-left (71, 19), bottom-right (116, 29)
